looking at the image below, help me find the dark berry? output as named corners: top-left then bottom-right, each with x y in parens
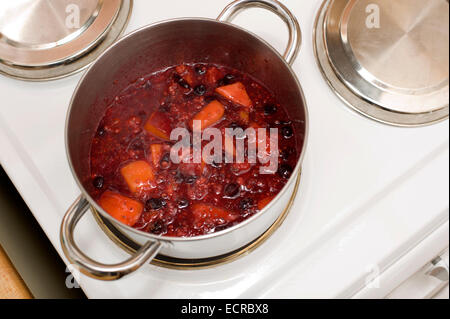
top-left (160, 153), bottom-right (171, 169)
top-left (224, 183), bottom-right (240, 199)
top-left (178, 79), bottom-right (190, 89)
top-left (145, 198), bottom-right (166, 211)
top-left (280, 148), bottom-right (293, 161)
top-left (194, 85), bottom-right (206, 96)
top-left (263, 104), bottom-right (278, 115)
top-left (97, 127), bottom-right (106, 137)
top-left (195, 65), bottom-right (206, 75)
top-left (223, 74), bottom-right (235, 84)
top-left (175, 171), bottom-right (185, 183)
top-left (278, 164), bottom-right (293, 179)
top-left (174, 74), bottom-right (190, 89)
top-left (281, 126), bottom-right (294, 139)
top-left (93, 176), bottom-right (104, 189)
top-left (143, 80), bottom-right (152, 89)
top-left (211, 160), bottom-right (222, 168)
top-left (159, 104), bottom-right (170, 113)
top-left (150, 220), bottom-right (165, 234)
top-left (239, 198), bottom-right (254, 211)
top-left (219, 74), bottom-right (235, 86)
top-left (185, 175), bottom-right (197, 184)
top-left (214, 225), bottom-right (228, 232)
top-left (129, 138), bottom-right (143, 151)
top-left (178, 199), bottom-right (189, 209)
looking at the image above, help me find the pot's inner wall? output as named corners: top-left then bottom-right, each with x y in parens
top-left (67, 20), bottom-right (306, 193)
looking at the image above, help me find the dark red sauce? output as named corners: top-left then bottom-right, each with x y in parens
top-left (90, 63), bottom-right (301, 237)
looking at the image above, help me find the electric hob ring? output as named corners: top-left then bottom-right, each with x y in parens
top-left (314, 0), bottom-right (449, 127)
top-left (0, 0), bottom-right (133, 81)
top-left (91, 172), bottom-right (301, 270)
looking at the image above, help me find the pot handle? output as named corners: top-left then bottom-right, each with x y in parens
top-left (60, 195), bottom-right (162, 281)
top-left (217, 0), bottom-right (301, 65)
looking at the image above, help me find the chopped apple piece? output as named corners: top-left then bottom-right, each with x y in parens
top-left (215, 82), bottom-right (252, 107)
top-left (120, 160), bottom-right (155, 194)
top-left (191, 100), bottom-right (225, 131)
top-left (175, 65), bottom-right (195, 86)
top-left (205, 66), bottom-right (222, 86)
top-left (239, 110), bottom-right (250, 124)
top-left (144, 111), bottom-right (171, 140)
top-left (191, 203), bottom-right (238, 224)
top-left (99, 191), bottom-right (143, 226)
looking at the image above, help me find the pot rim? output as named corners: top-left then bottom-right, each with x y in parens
top-left (65, 17), bottom-right (309, 243)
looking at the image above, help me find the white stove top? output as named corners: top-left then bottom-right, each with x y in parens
top-left (0, 0), bottom-right (448, 298)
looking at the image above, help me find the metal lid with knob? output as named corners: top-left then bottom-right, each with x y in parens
top-left (0, 0), bottom-right (133, 81)
top-left (314, 0), bottom-right (449, 127)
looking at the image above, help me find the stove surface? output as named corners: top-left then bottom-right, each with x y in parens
top-left (0, 0), bottom-right (448, 298)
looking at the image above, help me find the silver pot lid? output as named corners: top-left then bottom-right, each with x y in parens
top-left (0, 0), bottom-right (132, 81)
top-left (314, 0), bottom-right (449, 127)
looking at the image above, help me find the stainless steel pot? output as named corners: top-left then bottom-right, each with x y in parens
top-left (61, 0), bottom-right (308, 280)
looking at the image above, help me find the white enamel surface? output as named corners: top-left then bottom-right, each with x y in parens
top-left (0, 0), bottom-right (448, 298)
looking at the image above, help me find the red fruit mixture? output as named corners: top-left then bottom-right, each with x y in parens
top-left (89, 63), bottom-right (302, 237)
